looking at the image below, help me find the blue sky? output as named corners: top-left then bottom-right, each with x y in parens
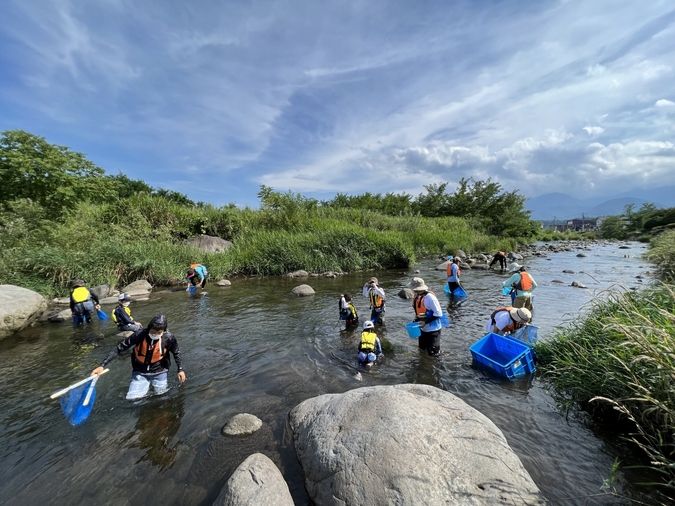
top-left (1, 0), bottom-right (674, 207)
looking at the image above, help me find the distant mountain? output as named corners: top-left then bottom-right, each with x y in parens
top-left (526, 188), bottom-right (674, 220)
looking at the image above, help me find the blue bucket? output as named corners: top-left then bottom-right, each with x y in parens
top-left (187, 285), bottom-right (197, 295)
top-left (405, 322), bottom-right (421, 339)
top-left (443, 284), bottom-right (451, 295)
top-left (454, 286), bottom-right (468, 299)
top-left (440, 314), bottom-right (450, 327)
top-left (501, 286), bottom-right (512, 296)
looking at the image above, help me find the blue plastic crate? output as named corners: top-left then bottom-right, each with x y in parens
top-left (511, 324), bottom-right (539, 347)
top-left (469, 332), bottom-right (536, 379)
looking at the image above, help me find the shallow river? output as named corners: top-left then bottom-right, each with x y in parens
top-left (0, 242), bottom-right (653, 505)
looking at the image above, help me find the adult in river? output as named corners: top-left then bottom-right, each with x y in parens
top-left (503, 266), bottom-right (538, 312)
top-left (69, 279), bottom-right (100, 326)
top-left (446, 256), bottom-right (462, 305)
top-left (411, 277), bottom-right (444, 356)
top-left (187, 262), bottom-right (208, 288)
top-left (362, 277), bottom-right (385, 325)
top-left (485, 306), bottom-right (531, 335)
top-left (91, 314), bottom-right (186, 400)
top-left (489, 251), bottom-right (507, 272)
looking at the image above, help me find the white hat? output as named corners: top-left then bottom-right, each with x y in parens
top-left (510, 262), bottom-right (522, 272)
top-left (509, 307), bottom-right (531, 324)
top-left (409, 277), bottom-right (429, 292)
top-left (363, 320), bottom-right (375, 329)
top-left (118, 292), bottom-right (131, 302)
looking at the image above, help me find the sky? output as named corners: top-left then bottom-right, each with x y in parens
top-left (1, 0), bottom-right (674, 207)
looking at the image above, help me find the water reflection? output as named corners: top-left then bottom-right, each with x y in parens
top-left (133, 394), bottom-right (185, 470)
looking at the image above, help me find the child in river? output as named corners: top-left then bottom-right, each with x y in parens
top-left (357, 320), bottom-right (383, 366)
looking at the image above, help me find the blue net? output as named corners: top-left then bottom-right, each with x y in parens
top-left (59, 380), bottom-right (97, 426)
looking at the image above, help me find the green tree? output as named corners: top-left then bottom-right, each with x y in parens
top-left (599, 216), bottom-right (627, 239)
top-left (0, 130), bottom-right (115, 217)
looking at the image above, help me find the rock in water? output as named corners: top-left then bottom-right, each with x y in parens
top-left (0, 285), bottom-right (47, 339)
top-left (216, 279), bottom-right (232, 287)
top-left (290, 384), bottom-right (543, 505)
top-left (222, 413), bottom-right (263, 436)
top-left (397, 288), bottom-right (414, 299)
top-left (291, 284), bottom-right (315, 297)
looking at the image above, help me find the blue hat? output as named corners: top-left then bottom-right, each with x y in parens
top-left (447, 255), bottom-right (454, 260)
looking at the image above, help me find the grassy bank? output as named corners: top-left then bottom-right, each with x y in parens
top-left (536, 232), bottom-right (675, 498)
top-left (0, 195), bottom-right (516, 297)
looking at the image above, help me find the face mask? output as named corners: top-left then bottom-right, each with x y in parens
top-left (149, 331), bottom-right (163, 341)
top-left (122, 302), bottom-right (130, 307)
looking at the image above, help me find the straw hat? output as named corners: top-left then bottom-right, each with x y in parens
top-left (509, 307), bottom-right (531, 324)
top-left (409, 277), bottom-right (429, 292)
top-left (510, 262), bottom-right (522, 272)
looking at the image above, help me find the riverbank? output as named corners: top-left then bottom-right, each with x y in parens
top-left (536, 231), bottom-right (675, 501)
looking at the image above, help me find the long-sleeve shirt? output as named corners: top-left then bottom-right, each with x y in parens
top-left (503, 272), bottom-right (538, 297)
top-left (101, 328), bottom-right (183, 374)
top-left (420, 292), bottom-right (443, 332)
top-left (362, 284), bottom-right (386, 307)
top-left (69, 289), bottom-right (99, 311)
top-left (113, 305), bottom-right (135, 327)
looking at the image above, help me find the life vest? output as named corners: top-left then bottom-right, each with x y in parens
top-left (515, 272), bottom-right (533, 291)
top-left (446, 262), bottom-right (461, 277)
top-left (490, 306), bottom-right (516, 333)
top-left (71, 287), bottom-right (92, 303)
top-left (359, 331), bottom-right (378, 352)
top-left (413, 294), bottom-right (427, 318)
top-left (347, 302), bottom-right (358, 319)
top-left (369, 290), bottom-right (384, 309)
top-left (133, 336), bottom-right (165, 371)
top-left (111, 305), bottom-right (132, 323)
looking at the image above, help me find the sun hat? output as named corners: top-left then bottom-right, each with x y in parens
top-left (368, 277), bottom-right (378, 285)
top-left (118, 293), bottom-right (132, 302)
top-left (363, 320), bottom-right (375, 329)
top-left (509, 307), bottom-right (531, 324)
top-left (410, 277), bottom-right (429, 292)
top-left (447, 255), bottom-right (454, 261)
top-left (510, 262), bottom-right (522, 272)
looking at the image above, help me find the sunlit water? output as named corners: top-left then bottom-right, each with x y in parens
top-left (0, 242), bottom-right (654, 505)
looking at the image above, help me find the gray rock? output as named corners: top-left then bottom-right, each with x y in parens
top-left (216, 279), bottom-right (232, 287)
top-left (222, 413), bottom-right (263, 436)
top-left (285, 270), bottom-right (309, 278)
top-left (48, 308), bottom-right (74, 322)
top-left (323, 271), bottom-right (337, 278)
top-left (53, 297), bottom-right (70, 305)
top-left (576, 253), bottom-right (587, 258)
top-left (571, 281), bottom-right (588, 288)
top-left (562, 270), bottom-right (575, 274)
top-left (508, 252), bottom-right (523, 261)
top-left (454, 249), bottom-right (467, 258)
top-left (619, 245), bottom-right (631, 249)
top-left (397, 288), bottom-right (414, 299)
top-left (477, 254), bottom-right (489, 262)
top-left (291, 284), bottom-right (315, 297)
top-left (116, 331), bottom-right (134, 338)
top-left (98, 296), bottom-right (120, 305)
top-left (90, 284), bottom-right (112, 299)
top-left (459, 262), bottom-right (471, 270)
top-left (551, 280), bottom-right (565, 284)
top-left (435, 260), bottom-right (450, 271)
top-left (185, 234), bottom-right (233, 253)
top-left (0, 285), bottom-right (48, 339)
top-left (121, 280), bottom-right (152, 296)
top-left (472, 264), bottom-right (488, 270)
top-left (466, 258), bottom-right (476, 265)
top-left (414, 269), bottom-right (420, 274)
top-left (290, 384), bottom-right (543, 505)
top-left (213, 453), bottom-right (293, 506)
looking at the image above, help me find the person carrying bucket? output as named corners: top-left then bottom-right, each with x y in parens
top-left (410, 277), bottom-right (444, 356)
top-left (91, 314), bottom-right (186, 400)
top-left (187, 262), bottom-right (208, 289)
top-left (503, 265), bottom-right (537, 312)
top-left (485, 306), bottom-right (531, 335)
top-left (357, 320), bottom-right (383, 366)
top-left (339, 293), bottom-right (359, 329)
top-left (362, 277), bottom-right (385, 325)
top-left (446, 257), bottom-right (462, 305)
top-left (112, 293), bottom-right (143, 333)
top-left (69, 279), bottom-right (101, 326)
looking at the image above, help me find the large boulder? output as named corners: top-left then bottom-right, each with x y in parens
top-left (213, 453), bottom-right (293, 506)
top-left (0, 285), bottom-right (48, 338)
top-left (90, 284), bottom-right (112, 299)
top-left (290, 384), bottom-right (543, 505)
top-left (291, 284), bottom-right (315, 297)
top-left (121, 280), bottom-right (152, 297)
top-left (454, 249), bottom-right (467, 259)
top-left (186, 234), bottom-right (233, 253)
top-left (48, 308), bottom-right (74, 322)
top-left (435, 260), bottom-right (450, 271)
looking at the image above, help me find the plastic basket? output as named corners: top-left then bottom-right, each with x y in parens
top-left (405, 322), bottom-right (421, 339)
top-left (444, 285), bottom-right (468, 300)
top-left (511, 324), bottom-right (539, 347)
top-left (469, 332), bottom-right (536, 379)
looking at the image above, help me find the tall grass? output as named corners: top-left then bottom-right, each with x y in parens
top-left (0, 196), bottom-right (516, 297)
top-left (646, 230), bottom-right (675, 282)
top-left (536, 285), bottom-right (675, 497)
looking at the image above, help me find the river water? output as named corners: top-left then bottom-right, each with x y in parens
top-left (0, 242), bottom-right (653, 505)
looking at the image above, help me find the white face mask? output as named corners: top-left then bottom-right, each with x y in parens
top-left (149, 330), bottom-right (164, 341)
top-left (122, 302), bottom-right (130, 307)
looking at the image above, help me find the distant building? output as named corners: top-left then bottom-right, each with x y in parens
top-left (541, 217), bottom-right (601, 231)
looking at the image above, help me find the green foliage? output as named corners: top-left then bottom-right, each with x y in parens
top-left (646, 230), bottom-right (675, 282)
top-left (599, 216), bottom-right (628, 239)
top-left (536, 285), bottom-right (675, 495)
top-left (599, 203), bottom-right (675, 240)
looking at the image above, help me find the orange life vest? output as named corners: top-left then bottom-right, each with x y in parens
top-left (133, 337), bottom-right (165, 369)
top-left (369, 291), bottom-right (384, 309)
top-left (515, 272), bottom-right (534, 291)
top-left (446, 262), bottom-right (461, 277)
top-left (413, 294), bottom-right (427, 318)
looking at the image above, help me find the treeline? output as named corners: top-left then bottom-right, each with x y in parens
top-left (1, 129), bottom-right (526, 296)
top-left (599, 202), bottom-right (675, 240)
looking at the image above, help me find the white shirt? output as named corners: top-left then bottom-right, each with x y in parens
top-left (485, 310), bottom-right (513, 334)
top-left (421, 292), bottom-right (443, 332)
top-left (362, 284), bottom-right (386, 300)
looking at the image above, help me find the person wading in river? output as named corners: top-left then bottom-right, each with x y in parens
top-left (485, 306), bottom-right (531, 335)
top-left (503, 266), bottom-right (538, 312)
top-left (91, 314), bottom-right (186, 400)
top-left (362, 277), bottom-right (385, 325)
top-left (411, 277), bottom-right (444, 356)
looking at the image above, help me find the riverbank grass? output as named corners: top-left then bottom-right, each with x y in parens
top-left (535, 285), bottom-right (675, 496)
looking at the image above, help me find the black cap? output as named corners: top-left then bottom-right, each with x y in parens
top-left (148, 314), bottom-right (167, 331)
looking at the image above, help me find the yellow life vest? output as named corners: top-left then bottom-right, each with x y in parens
top-left (111, 305), bottom-right (132, 323)
top-left (71, 287), bottom-right (91, 303)
top-left (359, 331), bottom-right (378, 352)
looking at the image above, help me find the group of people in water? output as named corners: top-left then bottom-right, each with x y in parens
top-left (340, 253), bottom-right (538, 367)
top-left (73, 254), bottom-right (536, 400)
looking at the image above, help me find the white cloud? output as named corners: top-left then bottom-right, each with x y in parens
top-left (583, 126), bottom-right (605, 136)
top-left (655, 98), bottom-right (675, 108)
